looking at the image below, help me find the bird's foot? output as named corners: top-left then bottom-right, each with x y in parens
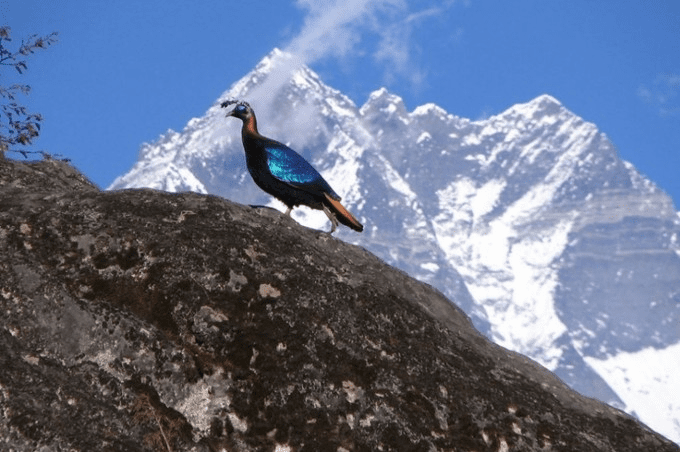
top-left (322, 205), bottom-right (338, 234)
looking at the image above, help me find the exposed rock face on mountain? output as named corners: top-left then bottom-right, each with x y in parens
top-left (110, 49), bottom-right (680, 442)
top-left (2, 157), bottom-right (677, 451)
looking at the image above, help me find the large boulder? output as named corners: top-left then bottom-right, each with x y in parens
top-left (0, 157), bottom-right (676, 451)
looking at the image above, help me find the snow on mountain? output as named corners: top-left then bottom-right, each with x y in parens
top-left (585, 342), bottom-right (680, 443)
top-left (110, 49), bottom-right (680, 444)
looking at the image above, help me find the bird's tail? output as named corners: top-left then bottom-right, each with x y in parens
top-left (323, 193), bottom-right (364, 232)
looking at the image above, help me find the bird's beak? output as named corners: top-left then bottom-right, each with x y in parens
top-left (220, 100), bottom-right (238, 117)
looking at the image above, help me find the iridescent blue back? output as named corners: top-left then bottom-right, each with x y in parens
top-left (264, 142), bottom-right (339, 199)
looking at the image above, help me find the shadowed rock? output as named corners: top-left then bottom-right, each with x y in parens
top-left (0, 157), bottom-right (676, 451)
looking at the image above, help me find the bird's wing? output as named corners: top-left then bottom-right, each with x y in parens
top-left (264, 141), bottom-right (340, 199)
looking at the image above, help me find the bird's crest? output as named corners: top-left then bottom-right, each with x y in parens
top-left (220, 98), bottom-right (251, 115)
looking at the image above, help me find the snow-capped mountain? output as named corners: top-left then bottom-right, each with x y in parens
top-left (111, 49), bottom-right (680, 443)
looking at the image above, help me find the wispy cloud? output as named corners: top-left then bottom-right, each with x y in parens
top-left (373, 5), bottom-right (441, 87)
top-left (234, 0), bottom-right (462, 146)
top-left (638, 73), bottom-right (680, 117)
top-left (287, 0), bottom-right (404, 64)
top-left (270, 0), bottom-right (460, 91)
top-left (288, 0), bottom-right (464, 88)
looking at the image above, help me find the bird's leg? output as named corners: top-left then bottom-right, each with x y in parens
top-left (274, 206), bottom-right (293, 229)
top-left (322, 205), bottom-right (338, 234)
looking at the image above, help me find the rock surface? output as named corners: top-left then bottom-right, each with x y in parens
top-left (0, 157), bottom-right (676, 451)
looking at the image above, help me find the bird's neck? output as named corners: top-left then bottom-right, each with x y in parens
top-left (241, 115), bottom-right (259, 138)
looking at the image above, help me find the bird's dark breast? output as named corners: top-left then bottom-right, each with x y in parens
top-left (244, 139), bottom-right (324, 210)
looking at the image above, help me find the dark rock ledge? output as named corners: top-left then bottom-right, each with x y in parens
top-left (0, 157), bottom-right (676, 451)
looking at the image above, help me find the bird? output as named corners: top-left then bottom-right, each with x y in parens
top-left (222, 100), bottom-right (363, 233)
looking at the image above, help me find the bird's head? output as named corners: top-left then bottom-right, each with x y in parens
top-left (221, 100), bottom-right (254, 121)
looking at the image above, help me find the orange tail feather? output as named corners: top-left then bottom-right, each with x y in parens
top-left (323, 193), bottom-right (364, 232)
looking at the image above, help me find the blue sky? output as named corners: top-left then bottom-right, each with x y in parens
top-left (4, 0), bottom-right (680, 206)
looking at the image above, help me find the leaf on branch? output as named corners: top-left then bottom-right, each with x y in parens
top-left (1, 29), bottom-right (58, 152)
top-left (14, 61), bottom-right (28, 74)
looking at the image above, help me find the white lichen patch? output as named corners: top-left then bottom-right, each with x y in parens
top-left (258, 283), bottom-right (281, 298)
top-left (244, 245), bottom-right (264, 261)
top-left (249, 347), bottom-right (259, 366)
top-left (71, 234), bottom-right (96, 254)
top-left (345, 413), bottom-right (355, 429)
top-left (91, 349), bottom-right (128, 381)
top-left (512, 422), bottom-right (522, 434)
top-left (173, 369), bottom-right (233, 436)
top-left (22, 354), bottom-right (40, 365)
top-left (227, 411), bottom-right (249, 433)
top-left (342, 380), bottom-right (363, 404)
top-left (227, 270), bottom-right (247, 292)
top-left (194, 305), bottom-right (229, 326)
top-left (481, 430), bottom-right (491, 445)
top-left (320, 324), bottom-right (335, 343)
top-left (177, 210), bottom-right (196, 223)
top-left (359, 413), bottom-right (375, 427)
top-left (498, 437), bottom-right (509, 452)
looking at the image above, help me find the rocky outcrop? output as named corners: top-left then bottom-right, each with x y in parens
top-left (0, 157), bottom-right (676, 451)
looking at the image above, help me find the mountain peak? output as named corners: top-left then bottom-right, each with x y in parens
top-left (522, 93), bottom-right (566, 116)
top-left (256, 47), bottom-right (297, 72)
top-left (365, 87), bottom-right (402, 104)
top-left (532, 93), bottom-right (562, 106)
top-left (269, 47), bottom-right (285, 57)
top-left (412, 102), bottom-right (449, 118)
top-left (492, 93), bottom-right (568, 123)
top-left (225, 48), bottom-right (307, 100)
top-left (360, 88), bottom-right (408, 120)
